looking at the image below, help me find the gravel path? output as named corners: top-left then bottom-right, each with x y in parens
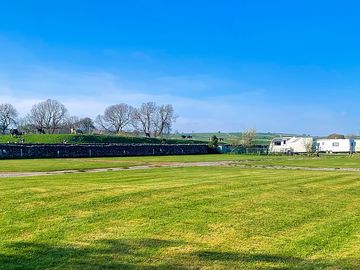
top-left (0, 161), bottom-right (233, 178)
top-left (1, 161), bottom-right (360, 178)
top-left (234, 164), bottom-right (360, 172)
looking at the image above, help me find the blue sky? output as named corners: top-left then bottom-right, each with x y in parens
top-left (1, 0), bottom-right (360, 135)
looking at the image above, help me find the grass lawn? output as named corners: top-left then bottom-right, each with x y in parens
top-left (0, 165), bottom-right (359, 269)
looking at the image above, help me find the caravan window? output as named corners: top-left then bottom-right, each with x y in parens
top-left (332, 142), bottom-right (339, 147)
top-left (274, 141), bottom-right (281, 146)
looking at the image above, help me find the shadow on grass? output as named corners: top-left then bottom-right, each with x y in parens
top-left (0, 238), bottom-right (187, 270)
top-left (0, 240), bottom-right (357, 269)
top-left (192, 251), bottom-right (356, 269)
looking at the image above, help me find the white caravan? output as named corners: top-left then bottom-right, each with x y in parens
top-left (269, 137), bottom-right (313, 154)
top-left (316, 139), bottom-right (355, 153)
top-left (355, 140), bottom-right (360, 153)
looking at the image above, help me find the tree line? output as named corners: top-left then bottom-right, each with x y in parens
top-left (0, 99), bottom-right (176, 137)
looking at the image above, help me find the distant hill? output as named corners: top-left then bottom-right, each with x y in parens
top-left (169, 132), bottom-right (301, 146)
top-left (0, 132), bottom-right (303, 146)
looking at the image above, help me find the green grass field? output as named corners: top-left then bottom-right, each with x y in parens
top-left (1, 155), bottom-right (360, 269)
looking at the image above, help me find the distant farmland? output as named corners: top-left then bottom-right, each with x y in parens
top-left (0, 132), bottom-right (295, 146)
top-left (172, 132), bottom-right (300, 146)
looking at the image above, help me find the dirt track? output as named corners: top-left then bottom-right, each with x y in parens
top-left (1, 161), bottom-right (360, 178)
top-left (235, 164), bottom-right (360, 172)
top-left (0, 161), bottom-right (233, 178)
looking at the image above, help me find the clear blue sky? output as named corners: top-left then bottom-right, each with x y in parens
top-left (1, 0), bottom-right (360, 135)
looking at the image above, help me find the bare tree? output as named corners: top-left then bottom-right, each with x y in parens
top-left (241, 128), bottom-right (257, 147)
top-left (28, 99), bottom-right (68, 133)
top-left (154, 104), bottom-right (176, 137)
top-left (95, 115), bottom-right (106, 131)
top-left (96, 103), bottom-right (134, 133)
top-left (16, 117), bottom-right (33, 134)
top-left (132, 102), bottom-right (177, 137)
top-left (132, 102), bottom-right (157, 137)
top-left (302, 137), bottom-right (313, 153)
top-left (77, 117), bottom-right (95, 134)
top-left (0, 103), bottom-right (18, 134)
top-left (63, 115), bottom-right (79, 131)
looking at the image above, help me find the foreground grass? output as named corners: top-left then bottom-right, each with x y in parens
top-left (0, 166), bottom-right (359, 269)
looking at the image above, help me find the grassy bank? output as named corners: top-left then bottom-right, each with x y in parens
top-left (0, 134), bottom-right (204, 145)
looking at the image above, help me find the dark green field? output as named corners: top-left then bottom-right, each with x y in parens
top-left (1, 154), bottom-right (360, 269)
